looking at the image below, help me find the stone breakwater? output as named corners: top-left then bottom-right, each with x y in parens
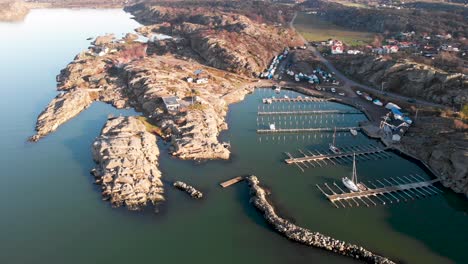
top-left (246, 176), bottom-right (395, 264)
top-left (91, 116), bottom-right (164, 210)
top-left (173, 181), bottom-right (203, 199)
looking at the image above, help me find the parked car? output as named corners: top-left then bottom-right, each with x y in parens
top-left (373, 99), bottom-right (383, 106)
top-left (407, 98), bottom-right (416, 103)
top-left (356, 90), bottom-right (362, 95)
top-left (339, 92), bottom-right (345, 96)
top-left (331, 88), bottom-right (336, 93)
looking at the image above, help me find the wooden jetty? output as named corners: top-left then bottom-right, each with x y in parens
top-left (220, 176), bottom-right (244, 188)
top-left (263, 97), bottom-right (325, 103)
top-left (316, 176), bottom-right (442, 208)
top-left (285, 146), bottom-right (388, 164)
top-left (257, 110), bottom-right (361, 116)
top-left (257, 127), bottom-right (360, 134)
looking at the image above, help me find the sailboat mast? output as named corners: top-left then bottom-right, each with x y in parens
top-left (352, 153), bottom-right (357, 183)
top-left (333, 127), bottom-right (336, 145)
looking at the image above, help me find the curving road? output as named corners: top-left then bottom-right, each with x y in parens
top-left (289, 12), bottom-right (447, 109)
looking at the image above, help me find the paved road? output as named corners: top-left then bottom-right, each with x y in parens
top-left (289, 12), bottom-right (447, 109)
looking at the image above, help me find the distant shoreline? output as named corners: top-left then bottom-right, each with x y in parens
top-left (0, 1), bottom-right (128, 22)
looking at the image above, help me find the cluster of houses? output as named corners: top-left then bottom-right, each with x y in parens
top-left (260, 48), bottom-right (290, 79)
top-left (186, 77), bottom-right (208, 84)
top-left (185, 70), bottom-right (209, 85)
top-left (315, 39), bottom-right (362, 55)
top-left (376, 31), bottom-right (466, 58)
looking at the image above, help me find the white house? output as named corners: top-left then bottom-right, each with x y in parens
top-left (162, 96), bottom-right (180, 112)
top-left (196, 78), bottom-right (208, 84)
top-left (331, 45), bottom-right (344, 54)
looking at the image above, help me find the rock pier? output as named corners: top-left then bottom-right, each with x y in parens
top-left (246, 176), bottom-right (395, 264)
top-left (173, 181), bottom-right (203, 199)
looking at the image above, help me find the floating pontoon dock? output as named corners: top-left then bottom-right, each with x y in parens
top-left (317, 174), bottom-right (443, 208)
top-left (263, 97), bottom-right (326, 103)
top-left (257, 127), bottom-right (361, 134)
top-left (258, 110), bottom-right (361, 116)
top-left (220, 176), bottom-right (244, 188)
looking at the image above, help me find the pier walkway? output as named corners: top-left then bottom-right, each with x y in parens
top-left (285, 146), bottom-right (387, 164)
top-left (316, 174), bottom-right (443, 208)
top-left (220, 176), bottom-right (244, 188)
top-left (283, 145), bottom-right (391, 172)
top-left (257, 126), bottom-right (360, 134)
top-left (258, 110), bottom-right (362, 116)
top-left (263, 97), bottom-right (326, 103)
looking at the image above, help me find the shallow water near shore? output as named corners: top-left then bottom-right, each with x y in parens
top-left (0, 9), bottom-right (467, 264)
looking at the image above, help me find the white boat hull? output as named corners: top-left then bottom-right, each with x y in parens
top-left (329, 144), bottom-right (341, 154)
top-left (342, 177), bottom-right (359, 192)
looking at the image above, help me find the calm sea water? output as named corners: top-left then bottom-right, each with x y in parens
top-left (0, 9), bottom-right (467, 264)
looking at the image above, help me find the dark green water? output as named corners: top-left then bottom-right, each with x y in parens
top-left (1, 9), bottom-right (467, 264)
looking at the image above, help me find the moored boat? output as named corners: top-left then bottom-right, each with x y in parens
top-left (329, 127), bottom-right (341, 154)
top-left (342, 153), bottom-right (360, 192)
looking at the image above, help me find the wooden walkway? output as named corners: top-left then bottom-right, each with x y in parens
top-left (285, 146), bottom-right (387, 164)
top-left (316, 174), bottom-right (443, 208)
top-left (257, 127), bottom-right (360, 134)
top-left (263, 97), bottom-right (325, 103)
top-left (258, 110), bottom-right (361, 116)
top-left (220, 176), bottom-right (244, 188)
top-left (284, 145), bottom-right (392, 172)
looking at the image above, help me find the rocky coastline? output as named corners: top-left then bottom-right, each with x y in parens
top-left (325, 55), bottom-right (467, 197)
top-left (0, 1), bottom-right (29, 22)
top-left (91, 116), bottom-right (164, 210)
top-left (30, 1), bottom-right (297, 210)
top-left (173, 181), bottom-right (203, 199)
top-left (246, 175), bottom-right (395, 264)
top-left (331, 55), bottom-right (467, 107)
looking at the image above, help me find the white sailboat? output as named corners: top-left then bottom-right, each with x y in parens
top-left (329, 127), bottom-right (341, 154)
top-left (269, 123), bottom-right (276, 131)
top-left (350, 128), bottom-right (358, 136)
top-left (342, 153), bottom-right (359, 192)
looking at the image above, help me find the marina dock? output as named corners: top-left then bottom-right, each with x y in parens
top-left (317, 174), bottom-right (443, 208)
top-left (258, 110), bottom-right (361, 116)
top-left (285, 146), bottom-right (388, 164)
top-left (257, 126), bottom-right (360, 134)
top-left (263, 97), bottom-right (326, 103)
top-left (220, 176), bottom-right (244, 188)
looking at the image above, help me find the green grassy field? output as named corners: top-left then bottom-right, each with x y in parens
top-left (294, 12), bottom-right (374, 46)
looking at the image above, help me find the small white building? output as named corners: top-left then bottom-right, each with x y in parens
top-left (186, 77), bottom-right (193, 83)
top-left (196, 78), bottom-right (208, 84)
top-left (162, 96), bottom-right (180, 112)
top-left (347, 50), bottom-right (361, 55)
